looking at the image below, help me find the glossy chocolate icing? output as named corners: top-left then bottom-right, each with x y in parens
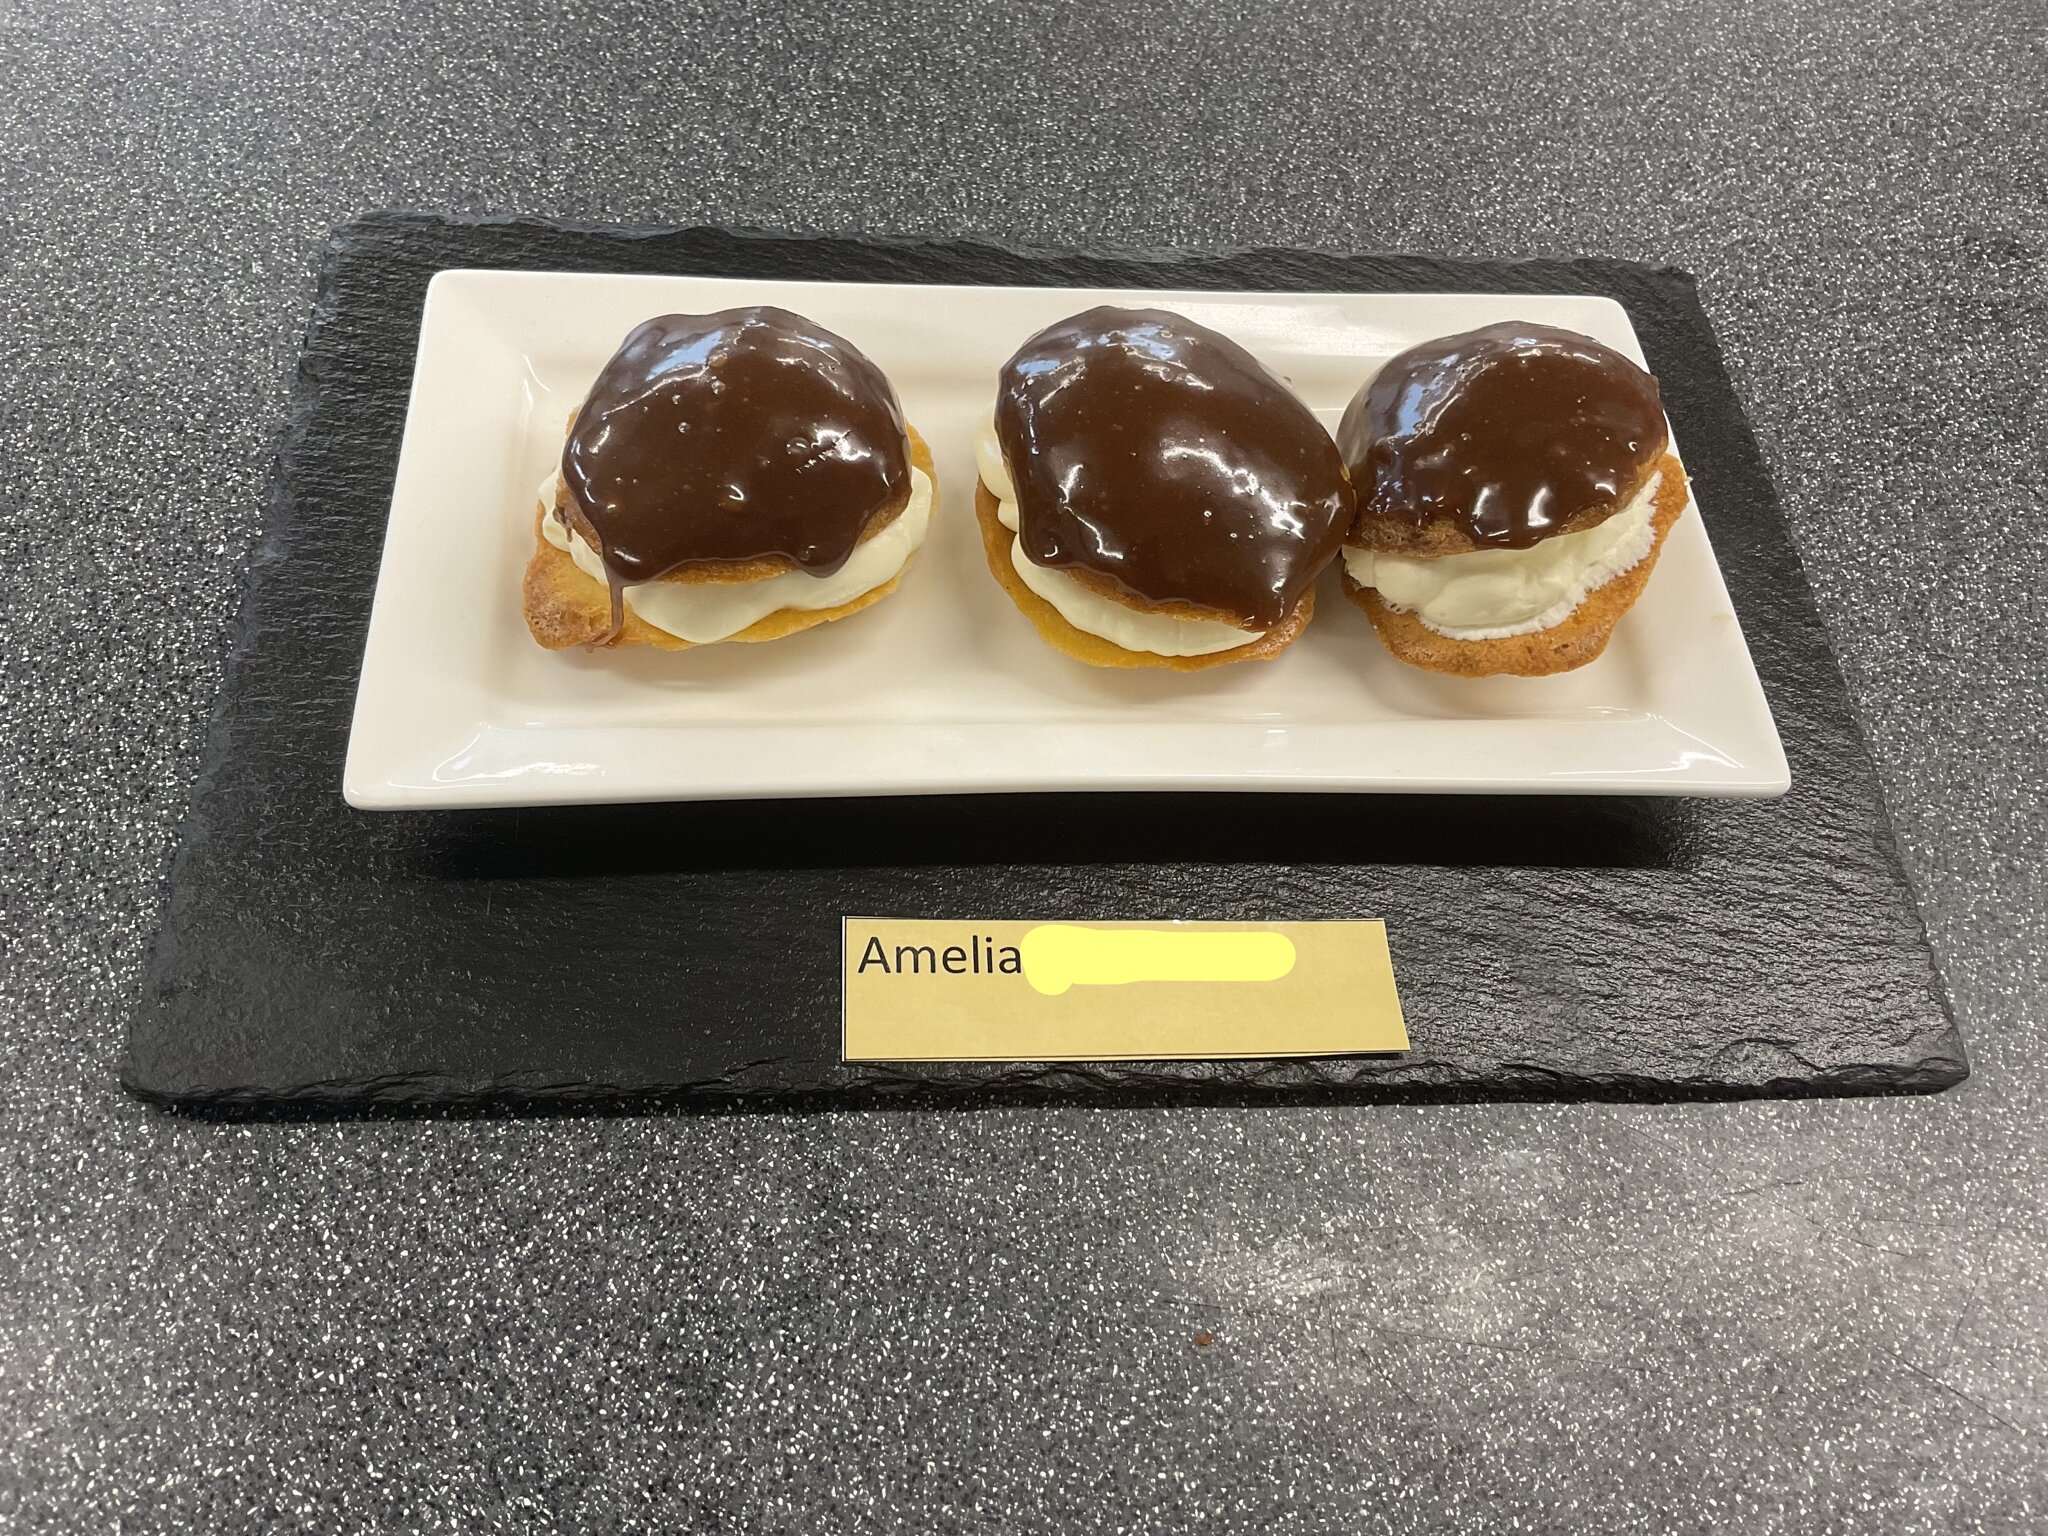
top-left (561, 307), bottom-right (910, 586)
top-left (1339, 322), bottom-right (1667, 549)
top-left (993, 306), bottom-right (1353, 628)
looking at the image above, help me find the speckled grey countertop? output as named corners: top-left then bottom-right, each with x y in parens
top-left (2, 1), bottom-right (2042, 1530)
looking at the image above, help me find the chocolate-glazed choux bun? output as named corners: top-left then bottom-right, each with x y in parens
top-left (524, 307), bottom-right (934, 651)
top-left (973, 307), bottom-right (1354, 671)
top-left (1336, 322), bottom-right (1687, 677)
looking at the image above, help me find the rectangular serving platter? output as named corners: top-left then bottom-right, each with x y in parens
top-left (343, 272), bottom-right (1788, 809)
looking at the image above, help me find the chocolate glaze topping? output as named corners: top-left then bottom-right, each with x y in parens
top-left (1338, 322), bottom-right (1667, 549)
top-left (993, 306), bottom-right (1353, 628)
top-left (562, 307), bottom-right (910, 585)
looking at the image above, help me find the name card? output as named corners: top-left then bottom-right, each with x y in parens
top-left (842, 918), bottom-right (1407, 1062)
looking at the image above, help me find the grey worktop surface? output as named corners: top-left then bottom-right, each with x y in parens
top-left (2, 1), bottom-right (2042, 1530)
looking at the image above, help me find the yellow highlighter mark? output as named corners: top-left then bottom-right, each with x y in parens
top-left (1018, 924), bottom-right (1298, 997)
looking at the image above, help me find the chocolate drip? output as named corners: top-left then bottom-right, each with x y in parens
top-left (562, 307), bottom-right (910, 582)
top-left (1339, 322), bottom-right (1667, 549)
top-left (604, 573), bottom-right (623, 641)
top-left (993, 306), bottom-right (1353, 628)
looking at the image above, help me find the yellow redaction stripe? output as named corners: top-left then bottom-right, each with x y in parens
top-left (1019, 924), bottom-right (1296, 996)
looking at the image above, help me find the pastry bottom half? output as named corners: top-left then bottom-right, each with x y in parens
top-left (971, 482), bottom-right (1307, 672)
top-left (1344, 455), bottom-right (1689, 678)
top-left (523, 427), bottom-right (933, 652)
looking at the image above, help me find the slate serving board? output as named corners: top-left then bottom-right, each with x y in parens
top-left (124, 213), bottom-right (1964, 1111)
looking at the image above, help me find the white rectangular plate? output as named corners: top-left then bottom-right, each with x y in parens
top-left (344, 270), bottom-right (1788, 808)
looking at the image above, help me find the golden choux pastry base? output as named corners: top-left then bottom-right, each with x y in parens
top-left (971, 482), bottom-right (1308, 671)
top-left (1344, 453), bottom-right (1689, 678)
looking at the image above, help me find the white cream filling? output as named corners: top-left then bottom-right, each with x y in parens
top-left (974, 417), bottom-right (1264, 658)
top-left (538, 467), bottom-right (931, 644)
top-left (1342, 473), bottom-right (1662, 641)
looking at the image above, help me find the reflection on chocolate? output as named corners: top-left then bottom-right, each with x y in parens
top-left (993, 306), bottom-right (1353, 628)
top-left (1340, 322), bottom-right (1667, 548)
top-left (562, 307), bottom-right (910, 583)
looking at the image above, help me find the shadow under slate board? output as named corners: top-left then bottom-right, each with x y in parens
top-left (124, 214), bottom-right (1964, 1113)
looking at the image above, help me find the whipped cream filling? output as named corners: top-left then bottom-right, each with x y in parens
top-left (538, 467), bottom-right (931, 644)
top-left (974, 417), bottom-right (1264, 657)
top-left (1342, 472), bottom-right (1661, 640)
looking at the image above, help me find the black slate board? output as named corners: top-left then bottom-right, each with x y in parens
top-left (124, 213), bottom-right (1964, 1111)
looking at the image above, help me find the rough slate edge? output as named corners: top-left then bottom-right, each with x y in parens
top-left (122, 211), bottom-right (1965, 1115)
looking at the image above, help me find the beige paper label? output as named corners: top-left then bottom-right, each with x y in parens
top-left (842, 918), bottom-right (1407, 1062)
